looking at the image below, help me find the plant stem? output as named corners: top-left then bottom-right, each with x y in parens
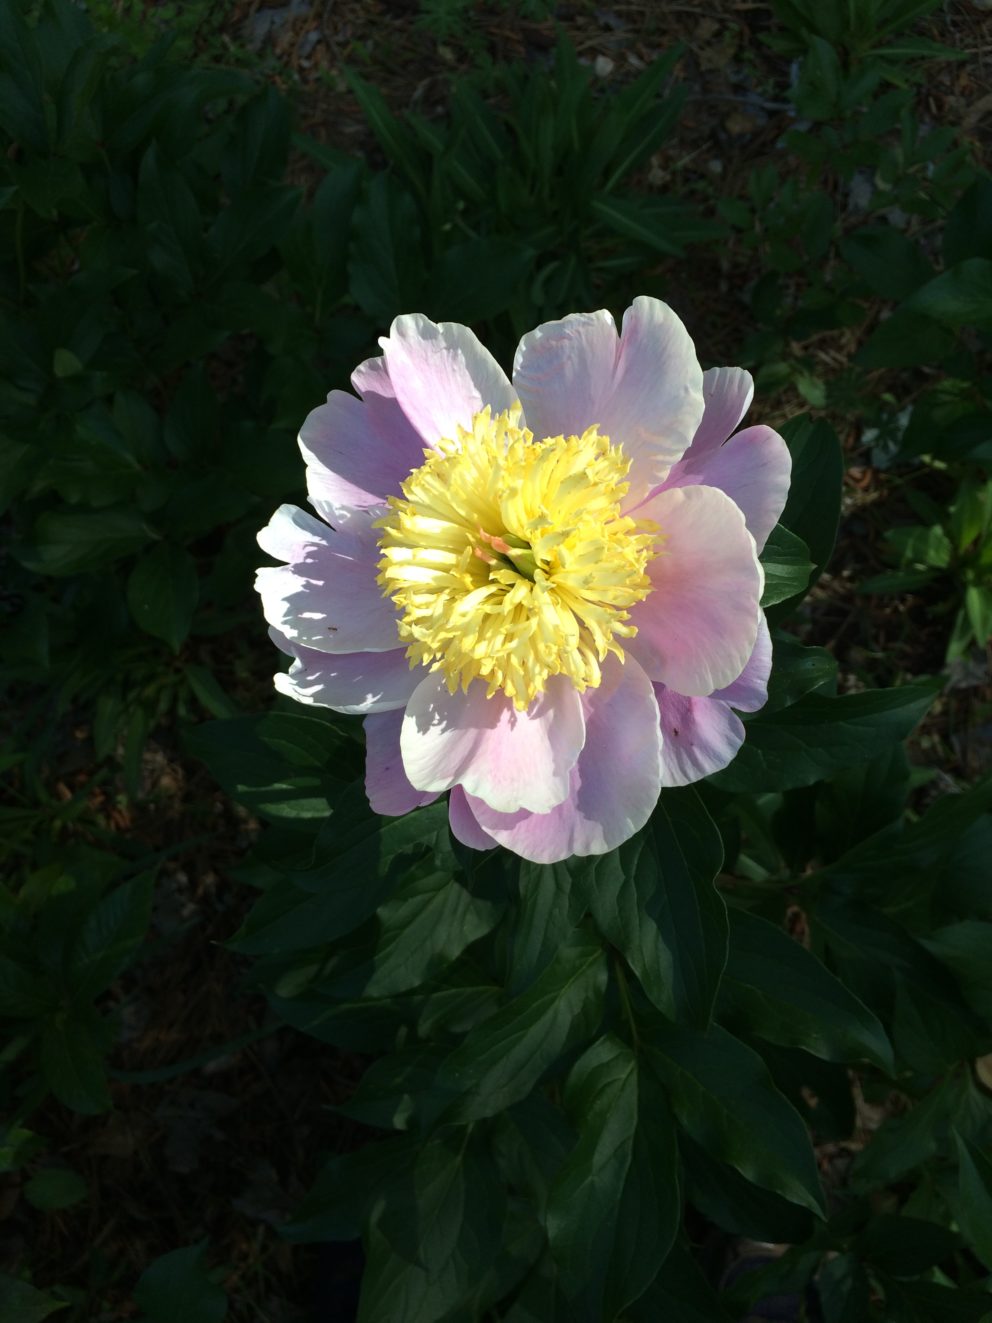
top-left (614, 956), bottom-right (639, 1053)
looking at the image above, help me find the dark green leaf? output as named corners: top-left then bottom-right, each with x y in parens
top-left (841, 226), bottom-right (933, 301)
top-left (39, 1012), bottom-right (111, 1115)
top-left (342, 69), bottom-right (427, 203)
top-left (332, 866), bottom-right (504, 998)
top-left (857, 308), bottom-right (956, 369)
top-left (885, 1279), bottom-right (992, 1323)
top-left (817, 1253), bottom-right (871, 1323)
top-left (507, 862), bottom-right (583, 992)
top-left (309, 159), bottom-right (364, 304)
top-left (589, 195), bottom-right (691, 257)
top-left (711, 683), bottom-right (937, 793)
top-left (358, 1132), bottom-right (505, 1323)
top-left (681, 1134), bottom-right (816, 1242)
top-left (907, 259), bottom-right (992, 332)
top-left (628, 1242), bottom-right (733, 1323)
top-left (284, 1135), bottom-right (419, 1243)
top-left (776, 416), bottom-right (842, 583)
top-left (438, 928), bottom-right (607, 1121)
top-left (944, 176), bottom-right (992, 266)
top-left (229, 799), bottom-right (454, 955)
top-left (0, 1274), bottom-right (68, 1323)
top-left (24, 1167), bottom-right (87, 1211)
top-left (337, 1045), bottom-right (452, 1132)
top-left (184, 715), bottom-right (352, 823)
top-left (647, 1021), bottom-right (825, 1215)
top-left (545, 1037), bottom-right (638, 1305)
top-left (207, 185), bottom-right (300, 271)
top-left (851, 1076), bottom-right (968, 1191)
top-left (222, 86), bottom-right (292, 192)
top-left (349, 174), bottom-right (424, 323)
top-left (19, 509), bottom-right (155, 576)
top-left (0, 960), bottom-right (57, 1019)
top-left (760, 525), bottom-right (814, 608)
top-left (68, 872), bottom-right (154, 1000)
top-left (855, 1215), bottom-right (959, 1277)
top-left (133, 1243), bottom-right (227, 1323)
top-left (431, 237), bottom-right (534, 323)
top-left (719, 909), bottom-right (894, 1072)
top-left (763, 634), bottom-right (836, 714)
top-left (953, 1131), bottom-right (992, 1269)
top-left (588, 789), bottom-right (727, 1028)
top-left (126, 544), bottom-right (199, 652)
top-left (921, 921), bottom-right (992, 1018)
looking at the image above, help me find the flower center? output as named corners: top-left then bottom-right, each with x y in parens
top-left (377, 406), bottom-right (657, 709)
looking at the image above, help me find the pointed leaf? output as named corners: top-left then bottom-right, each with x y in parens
top-left (719, 909), bottom-right (894, 1072)
top-left (438, 929), bottom-right (607, 1121)
top-left (647, 1021), bottom-right (825, 1215)
top-left (549, 1066), bottom-right (681, 1323)
top-left (587, 788), bottom-right (727, 1028)
top-left (953, 1131), bottom-right (992, 1268)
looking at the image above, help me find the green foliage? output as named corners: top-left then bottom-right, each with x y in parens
top-left (5, 0), bottom-right (992, 1316)
top-left (862, 476), bottom-right (992, 660)
top-left (133, 1244), bottom-right (228, 1323)
top-left (0, 1273), bottom-right (68, 1322)
top-left (186, 482), bottom-right (992, 1317)
top-left (343, 40), bottom-right (720, 347)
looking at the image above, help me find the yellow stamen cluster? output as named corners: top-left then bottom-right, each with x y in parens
top-left (377, 406), bottom-right (658, 709)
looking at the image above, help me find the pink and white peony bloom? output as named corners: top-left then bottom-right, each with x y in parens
top-left (255, 298), bottom-right (791, 864)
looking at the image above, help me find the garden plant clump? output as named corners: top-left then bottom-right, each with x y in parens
top-left (1, 0), bottom-right (991, 1319)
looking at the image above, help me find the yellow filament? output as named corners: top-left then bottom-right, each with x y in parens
top-left (376, 406), bottom-right (659, 709)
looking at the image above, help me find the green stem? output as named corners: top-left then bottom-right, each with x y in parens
top-left (614, 957), bottom-right (640, 1053)
top-left (15, 198), bottom-right (26, 301)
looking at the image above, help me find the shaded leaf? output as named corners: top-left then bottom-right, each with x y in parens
top-left (126, 544), bottom-right (199, 653)
top-left (588, 790), bottom-right (727, 1028)
top-left (719, 909), bottom-right (894, 1072)
top-left (134, 1243), bottom-right (227, 1323)
top-left (438, 928), bottom-right (607, 1122)
top-left (647, 1021), bottom-right (825, 1215)
top-left (711, 683), bottom-right (937, 793)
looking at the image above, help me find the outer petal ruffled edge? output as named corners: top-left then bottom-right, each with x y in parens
top-left (461, 654), bottom-right (663, 864)
top-left (297, 358), bottom-right (428, 523)
top-left (654, 424), bottom-right (791, 553)
top-left (269, 627), bottom-right (419, 714)
top-left (380, 314), bottom-right (517, 449)
top-left (400, 672), bottom-right (586, 815)
top-left (626, 484), bottom-right (763, 695)
top-left (365, 709), bottom-right (440, 816)
top-left (512, 296), bottom-right (705, 502)
top-left (254, 504), bottom-right (402, 655)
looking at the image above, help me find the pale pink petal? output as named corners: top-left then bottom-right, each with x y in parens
top-left (677, 366), bottom-right (754, 471)
top-left (465, 655), bottom-right (662, 863)
top-left (268, 628), bottom-right (418, 714)
top-left (298, 365), bottom-right (427, 522)
top-left (365, 710), bottom-right (439, 816)
top-left (255, 505), bottom-right (400, 655)
top-left (448, 786), bottom-right (499, 851)
top-left (400, 673), bottom-right (585, 815)
top-left (711, 614), bottom-right (772, 713)
top-left (256, 503), bottom-right (330, 562)
top-left (512, 296), bottom-right (704, 500)
top-left (626, 485), bottom-right (763, 695)
top-left (512, 310), bottom-right (619, 439)
top-left (380, 314), bottom-right (516, 448)
top-left (655, 687), bottom-right (746, 788)
top-left (652, 616), bottom-right (771, 788)
top-left (657, 425), bottom-right (791, 553)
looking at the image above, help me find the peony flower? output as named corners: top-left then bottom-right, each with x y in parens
top-left (255, 298), bottom-right (791, 864)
